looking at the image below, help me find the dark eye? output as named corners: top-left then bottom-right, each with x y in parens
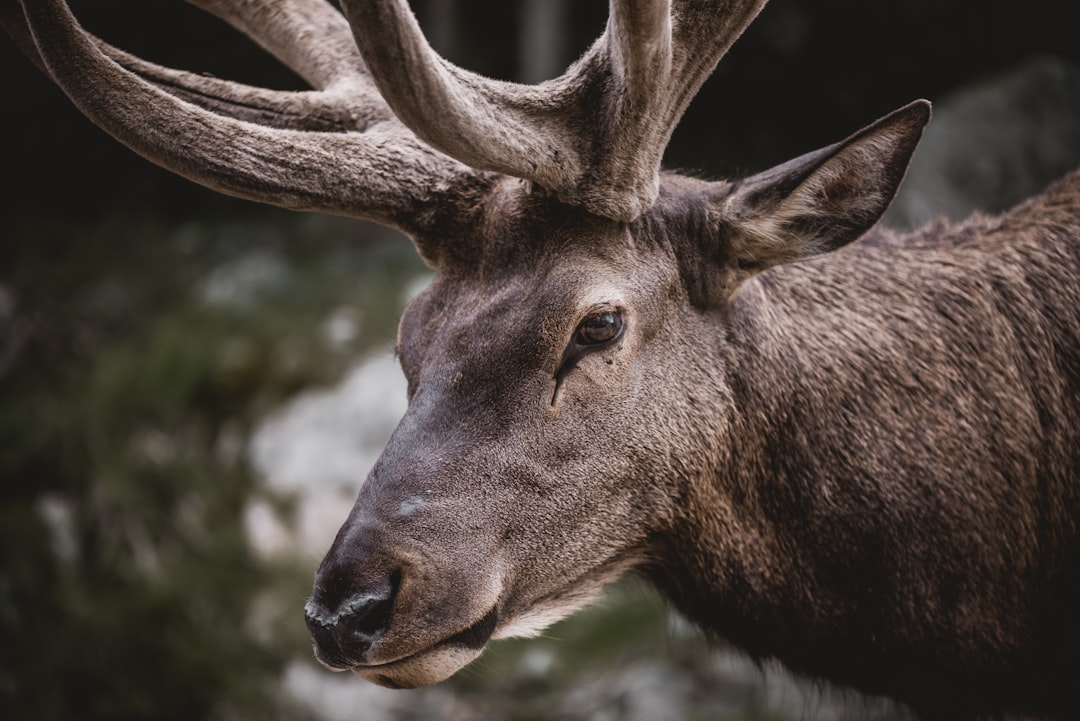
top-left (574, 311), bottom-right (624, 346)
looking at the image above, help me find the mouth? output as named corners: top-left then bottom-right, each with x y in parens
top-left (323, 605), bottom-right (501, 689)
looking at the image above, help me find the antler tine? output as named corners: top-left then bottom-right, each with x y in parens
top-left (667, 1), bottom-right (770, 114)
top-left (10, 0), bottom-right (476, 236)
top-left (609, 0), bottom-right (673, 99)
top-left (2, 2), bottom-right (45, 73)
top-left (101, 45), bottom-right (387, 132)
top-left (185, 0), bottom-right (371, 92)
top-left (2, 2), bottom-right (361, 131)
top-left (339, 0), bottom-right (769, 222)
top-left (3, 0), bottom-right (385, 131)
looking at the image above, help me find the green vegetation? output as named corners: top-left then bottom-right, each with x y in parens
top-left (0, 211), bottom-right (423, 720)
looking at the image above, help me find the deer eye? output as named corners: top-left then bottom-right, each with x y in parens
top-left (574, 311), bottom-right (624, 347)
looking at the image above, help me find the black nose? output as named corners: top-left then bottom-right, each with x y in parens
top-left (305, 571), bottom-right (399, 668)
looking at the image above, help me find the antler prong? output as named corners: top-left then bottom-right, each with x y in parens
top-left (185, 0), bottom-right (371, 92)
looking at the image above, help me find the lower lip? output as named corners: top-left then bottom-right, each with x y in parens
top-left (348, 604), bottom-right (500, 673)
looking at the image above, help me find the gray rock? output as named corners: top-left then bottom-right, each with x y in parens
top-left (886, 55), bottom-right (1080, 231)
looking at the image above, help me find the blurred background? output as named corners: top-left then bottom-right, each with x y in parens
top-left (3, 1), bottom-right (1080, 719)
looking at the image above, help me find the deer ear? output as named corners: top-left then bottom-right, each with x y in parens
top-left (707, 100), bottom-right (930, 292)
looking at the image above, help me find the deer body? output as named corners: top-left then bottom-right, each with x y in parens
top-left (8, 1), bottom-right (1079, 719)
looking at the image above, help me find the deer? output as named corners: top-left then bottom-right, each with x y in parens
top-left (6, 0), bottom-right (1079, 719)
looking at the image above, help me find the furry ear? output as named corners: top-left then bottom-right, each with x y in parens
top-left (700, 100), bottom-right (930, 301)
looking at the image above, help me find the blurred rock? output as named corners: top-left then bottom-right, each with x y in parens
top-left (284, 658), bottom-right (486, 721)
top-left (282, 660), bottom-right (413, 721)
top-left (321, 306), bottom-right (363, 352)
top-left (886, 55), bottom-right (1080, 231)
top-left (37, 494), bottom-right (77, 565)
top-left (247, 352), bottom-right (408, 559)
top-left (200, 248), bottom-right (292, 309)
top-left (249, 352), bottom-right (406, 496)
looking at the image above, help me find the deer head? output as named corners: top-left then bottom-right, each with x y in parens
top-left (6, 0), bottom-right (930, 690)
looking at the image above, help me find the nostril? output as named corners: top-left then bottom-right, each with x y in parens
top-left (339, 590), bottom-right (394, 642)
top-left (305, 569), bottom-right (401, 665)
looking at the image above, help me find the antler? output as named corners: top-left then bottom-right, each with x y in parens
top-left (339, 0), bottom-right (769, 221)
top-left (5, 0), bottom-right (477, 236)
top-left (5, 0), bottom-right (769, 230)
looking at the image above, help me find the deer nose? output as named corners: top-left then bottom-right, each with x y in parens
top-left (305, 571), bottom-right (399, 668)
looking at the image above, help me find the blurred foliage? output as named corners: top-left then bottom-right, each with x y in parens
top-left (0, 212), bottom-right (424, 720)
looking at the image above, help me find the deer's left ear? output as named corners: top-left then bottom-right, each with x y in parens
top-left (700, 100), bottom-right (930, 301)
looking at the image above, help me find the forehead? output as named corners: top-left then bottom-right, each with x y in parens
top-left (405, 181), bottom-right (694, 339)
top-left (437, 227), bottom-right (657, 319)
top-left (429, 175), bottom-right (679, 268)
top-left (421, 251), bottom-right (628, 340)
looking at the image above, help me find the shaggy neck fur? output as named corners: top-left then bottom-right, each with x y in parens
top-left (650, 169), bottom-right (1080, 721)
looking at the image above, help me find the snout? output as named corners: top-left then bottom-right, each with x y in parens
top-left (304, 571), bottom-right (399, 670)
top-left (305, 525), bottom-right (505, 688)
